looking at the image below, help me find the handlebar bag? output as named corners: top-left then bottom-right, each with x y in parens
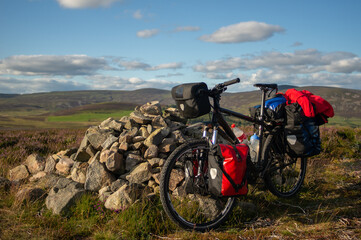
top-left (249, 94), bottom-right (287, 122)
top-left (285, 103), bottom-right (321, 157)
top-left (171, 82), bottom-right (211, 119)
top-left (208, 144), bottom-right (248, 197)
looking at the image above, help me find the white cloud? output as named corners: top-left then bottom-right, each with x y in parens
top-left (89, 75), bottom-right (177, 90)
top-left (155, 73), bottom-right (184, 78)
top-left (199, 21), bottom-right (285, 43)
top-left (133, 10), bottom-right (143, 20)
top-left (193, 49), bottom-right (361, 74)
top-left (57, 0), bottom-right (123, 8)
top-left (0, 55), bottom-right (108, 76)
top-left (118, 60), bottom-right (151, 70)
top-left (136, 29), bottom-right (160, 38)
top-left (116, 60), bottom-right (183, 71)
top-left (0, 76), bottom-right (90, 94)
top-left (174, 26), bottom-right (200, 32)
top-left (145, 62), bottom-right (183, 71)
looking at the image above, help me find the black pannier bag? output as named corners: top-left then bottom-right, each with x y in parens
top-left (285, 103), bottom-right (321, 158)
top-left (171, 82), bottom-right (211, 119)
top-left (249, 94), bottom-right (287, 122)
top-left (208, 144), bottom-right (248, 197)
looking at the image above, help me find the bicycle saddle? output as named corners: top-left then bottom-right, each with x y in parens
top-left (253, 83), bottom-right (278, 89)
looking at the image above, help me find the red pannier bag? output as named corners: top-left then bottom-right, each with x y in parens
top-left (208, 144), bottom-right (248, 197)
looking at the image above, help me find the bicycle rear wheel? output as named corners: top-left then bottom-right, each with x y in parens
top-left (262, 134), bottom-right (307, 198)
top-left (160, 139), bottom-right (236, 231)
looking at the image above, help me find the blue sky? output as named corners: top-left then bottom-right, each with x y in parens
top-left (1, 0), bottom-right (361, 94)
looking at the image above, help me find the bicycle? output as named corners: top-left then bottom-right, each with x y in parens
top-left (159, 78), bottom-right (307, 231)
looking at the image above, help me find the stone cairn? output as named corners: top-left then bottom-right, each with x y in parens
top-left (4, 101), bottom-right (204, 215)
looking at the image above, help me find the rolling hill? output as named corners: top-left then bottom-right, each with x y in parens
top-left (0, 86), bottom-right (360, 129)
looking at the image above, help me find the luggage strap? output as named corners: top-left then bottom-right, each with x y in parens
top-left (215, 145), bottom-right (246, 193)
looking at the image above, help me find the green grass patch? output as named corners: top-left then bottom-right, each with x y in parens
top-left (328, 115), bottom-right (361, 128)
top-left (46, 110), bottom-right (133, 122)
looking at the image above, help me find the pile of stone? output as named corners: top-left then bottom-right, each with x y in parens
top-left (5, 101), bottom-right (203, 215)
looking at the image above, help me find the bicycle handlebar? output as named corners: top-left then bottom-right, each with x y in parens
top-left (223, 78), bottom-right (240, 87)
top-left (209, 78), bottom-right (240, 97)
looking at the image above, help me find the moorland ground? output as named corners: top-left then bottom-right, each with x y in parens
top-left (0, 126), bottom-right (360, 239)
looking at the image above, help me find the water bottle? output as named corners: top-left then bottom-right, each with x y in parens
top-left (231, 124), bottom-right (246, 141)
top-left (249, 133), bottom-right (260, 163)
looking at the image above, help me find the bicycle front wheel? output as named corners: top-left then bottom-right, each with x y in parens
top-left (262, 134), bottom-right (307, 198)
top-left (159, 139), bottom-right (236, 231)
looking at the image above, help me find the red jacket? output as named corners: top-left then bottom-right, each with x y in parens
top-left (284, 89), bottom-right (334, 118)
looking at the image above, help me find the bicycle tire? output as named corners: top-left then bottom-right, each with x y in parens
top-left (262, 134), bottom-right (307, 198)
top-left (159, 139), bottom-right (237, 231)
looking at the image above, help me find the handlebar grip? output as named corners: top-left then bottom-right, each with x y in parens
top-left (223, 78), bottom-right (240, 87)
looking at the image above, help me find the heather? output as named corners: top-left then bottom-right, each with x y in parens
top-left (0, 126), bottom-right (360, 239)
top-left (0, 129), bottom-right (84, 177)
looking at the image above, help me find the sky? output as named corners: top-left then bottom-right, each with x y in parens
top-left (1, 0), bottom-right (361, 94)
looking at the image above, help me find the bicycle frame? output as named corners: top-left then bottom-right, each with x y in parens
top-left (204, 87), bottom-right (270, 169)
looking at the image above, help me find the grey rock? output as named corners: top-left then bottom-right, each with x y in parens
top-left (144, 127), bottom-right (168, 147)
top-left (168, 168), bottom-right (184, 191)
top-left (124, 119), bottom-right (140, 130)
top-left (119, 133), bottom-right (133, 144)
top-left (133, 136), bottom-right (145, 143)
top-left (119, 142), bottom-right (129, 151)
top-left (86, 145), bottom-right (97, 158)
top-left (147, 124), bottom-right (153, 135)
top-left (163, 107), bottom-right (187, 124)
top-left (24, 153), bottom-right (45, 174)
top-left (170, 130), bottom-right (187, 144)
top-left (74, 135), bottom-right (92, 162)
top-left (139, 127), bottom-right (150, 138)
top-left (86, 126), bottom-right (114, 150)
top-left (71, 162), bottom-right (88, 184)
top-left (100, 150), bottom-right (124, 174)
top-left (119, 116), bottom-right (130, 123)
top-left (55, 156), bottom-right (75, 176)
top-left (151, 115), bottom-right (168, 128)
top-left (132, 141), bottom-right (144, 150)
top-left (100, 118), bottom-right (124, 132)
top-left (98, 186), bottom-right (111, 202)
top-left (148, 158), bottom-right (163, 168)
top-left (139, 101), bottom-right (162, 116)
top-left (159, 138), bottom-right (177, 153)
top-left (56, 148), bottom-right (77, 157)
top-left (130, 111), bottom-right (152, 125)
top-left (126, 162), bottom-right (152, 184)
top-left (101, 135), bottom-right (119, 150)
top-left (110, 178), bottom-right (127, 192)
top-left (35, 173), bottom-right (61, 189)
top-left (110, 142), bottom-right (119, 151)
top-left (104, 183), bottom-right (143, 210)
top-left (125, 154), bottom-right (144, 172)
top-left (85, 155), bottom-right (115, 192)
top-left (45, 178), bottom-right (85, 215)
top-left (29, 171), bottom-right (47, 182)
top-left (44, 155), bottom-right (58, 173)
top-left (9, 165), bottom-right (29, 181)
top-left (144, 145), bottom-right (158, 159)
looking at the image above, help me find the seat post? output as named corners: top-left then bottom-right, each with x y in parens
top-left (255, 88), bottom-right (267, 168)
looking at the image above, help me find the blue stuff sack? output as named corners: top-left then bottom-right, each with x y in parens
top-left (249, 94), bottom-right (287, 122)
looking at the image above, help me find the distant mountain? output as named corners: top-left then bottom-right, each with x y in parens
top-left (0, 86), bottom-right (360, 119)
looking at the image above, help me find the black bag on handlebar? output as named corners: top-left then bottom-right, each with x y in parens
top-left (208, 144), bottom-right (248, 197)
top-left (171, 82), bottom-right (211, 119)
